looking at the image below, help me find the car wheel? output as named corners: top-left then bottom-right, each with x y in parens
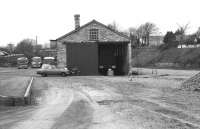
top-left (61, 72), bottom-right (66, 77)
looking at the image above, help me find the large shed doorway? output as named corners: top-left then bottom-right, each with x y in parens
top-left (66, 43), bottom-right (98, 75)
top-left (98, 43), bottom-right (128, 75)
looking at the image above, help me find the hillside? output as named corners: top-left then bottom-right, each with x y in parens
top-left (132, 47), bottom-right (200, 69)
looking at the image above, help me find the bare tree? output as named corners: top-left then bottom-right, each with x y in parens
top-left (128, 27), bottom-right (139, 47)
top-left (176, 23), bottom-right (189, 35)
top-left (175, 23), bottom-right (190, 48)
top-left (107, 21), bottom-right (119, 31)
top-left (7, 43), bottom-right (15, 54)
top-left (142, 22), bottom-right (158, 46)
top-left (132, 23), bottom-right (158, 47)
top-left (195, 27), bottom-right (200, 38)
top-left (15, 39), bottom-right (35, 59)
top-left (128, 27), bottom-right (137, 36)
top-left (136, 25), bottom-right (146, 46)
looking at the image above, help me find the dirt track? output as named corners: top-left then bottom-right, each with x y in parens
top-left (1, 68), bottom-right (200, 129)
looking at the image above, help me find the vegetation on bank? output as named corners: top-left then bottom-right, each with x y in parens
top-left (132, 47), bottom-right (200, 69)
top-left (132, 25), bottom-right (200, 69)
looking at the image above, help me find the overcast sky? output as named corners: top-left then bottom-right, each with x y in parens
top-left (0, 0), bottom-right (199, 46)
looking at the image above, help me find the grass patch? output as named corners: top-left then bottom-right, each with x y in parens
top-left (0, 77), bottom-right (31, 97)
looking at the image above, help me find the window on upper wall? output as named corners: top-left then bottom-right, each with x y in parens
top-left (89, 29), bottom-right (99, 41)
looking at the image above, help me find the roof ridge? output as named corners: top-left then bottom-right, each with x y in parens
top-left (56, 19), bottom-right (130, 41)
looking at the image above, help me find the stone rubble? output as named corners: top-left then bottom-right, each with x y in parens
top-left (181, 72), bottom-right (200, 91)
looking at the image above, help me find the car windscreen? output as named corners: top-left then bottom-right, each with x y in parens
top-left (32, 57), bottom-right (41, 62)
top-left (43, 59), bottom-right (54, 64)
top-left (41, 64), bottom-right (52, 69)
top-left (17, 59), bottom-right (28, 64)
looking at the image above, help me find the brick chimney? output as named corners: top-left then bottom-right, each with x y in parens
top-left (74, 14), bottom-right (80, 30)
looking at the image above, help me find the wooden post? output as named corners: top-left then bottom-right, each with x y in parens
top-left (128, 41), bottom-right (132, 72)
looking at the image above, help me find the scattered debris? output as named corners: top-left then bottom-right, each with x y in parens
top-left (181, 72), bottom-right (200, 91)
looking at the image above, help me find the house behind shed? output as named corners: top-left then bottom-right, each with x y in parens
top-left (51, 15), bottom-right (131, 75)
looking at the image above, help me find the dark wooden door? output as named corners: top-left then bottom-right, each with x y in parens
top-left (66, 43), bottom-right (98, 75)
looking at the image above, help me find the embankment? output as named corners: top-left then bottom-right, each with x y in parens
top-left (132, 47), bottom-right (200, 69)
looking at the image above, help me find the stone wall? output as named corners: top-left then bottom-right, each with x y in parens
top-left (59, 21), bottom-right (129, 43)
top-left (56, 41), bottom-right (66, 68)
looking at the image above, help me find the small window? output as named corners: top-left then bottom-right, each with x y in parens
top-left (89, 29), bottom-right (99, 41)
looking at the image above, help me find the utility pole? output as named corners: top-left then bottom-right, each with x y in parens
top-left (36, 36), bottom-right (38, 45)
top-left (33, 36), bottom-right (38, 54)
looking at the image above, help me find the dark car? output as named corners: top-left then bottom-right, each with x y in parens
top-left (37, 64), bottom-right (70, 77)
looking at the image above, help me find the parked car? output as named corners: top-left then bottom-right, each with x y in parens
top-left (37, 64), bottom-right (70, 77)
top-left (43, 57), bottom-right (56, 65)
top-left (31, 56), bottom-right (42, 68)
top-left (17, 57), bottom-right (28, 69)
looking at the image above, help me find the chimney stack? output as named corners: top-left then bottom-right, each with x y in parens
top-left (74, 14), bottom-right (80, 29)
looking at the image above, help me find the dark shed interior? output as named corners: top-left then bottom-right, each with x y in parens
top-left (98, 42), bottom-right (128, 75)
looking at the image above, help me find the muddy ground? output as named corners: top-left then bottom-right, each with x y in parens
top-left (0, 68), bottom-right (200, 129)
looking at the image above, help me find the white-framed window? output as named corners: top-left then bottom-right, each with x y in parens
top-left (89, 29), bottom-right (99, 41)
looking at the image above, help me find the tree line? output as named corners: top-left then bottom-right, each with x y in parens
top-left (162, 24), bottom-right (200, 49)
top-left (108, 22), bottom-right (200, 49)
top-left (0, 39), bottom-right (43, 59)
top-left (108, 21), bottom-right (158, 48)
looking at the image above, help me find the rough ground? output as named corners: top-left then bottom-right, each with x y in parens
top-left (0, 76), bottom-right (31, 97)
top-left (0, 68), bottom-right (200, 129)
top-left (181, 72), bottom-right (200, 91)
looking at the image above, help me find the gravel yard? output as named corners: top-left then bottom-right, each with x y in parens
top-left (0, 68), bottom-right (200, 129)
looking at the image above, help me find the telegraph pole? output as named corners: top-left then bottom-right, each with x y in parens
top-left (36, 36), bottom-right (38, 45)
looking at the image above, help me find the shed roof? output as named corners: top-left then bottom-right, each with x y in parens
top-left (56, 20), bottom-right (130, 41)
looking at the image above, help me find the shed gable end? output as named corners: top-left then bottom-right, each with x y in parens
top-left (58, 21), bottom-right (129, 43)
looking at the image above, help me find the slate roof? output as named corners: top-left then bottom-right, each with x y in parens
top-left (56, 20), bottom-right (130, 41)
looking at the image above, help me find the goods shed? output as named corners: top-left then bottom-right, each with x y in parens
top-left (51, 15), bottom-right (131, 75)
